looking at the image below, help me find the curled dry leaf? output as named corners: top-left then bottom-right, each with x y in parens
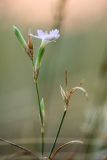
top-left (50, 140), bottom-right (83, 160)
top-left (70, 86), bottom-right (88, 100)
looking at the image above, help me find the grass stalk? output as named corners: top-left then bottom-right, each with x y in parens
top-left (48, 108), bottom-right (67, 159)
top-left (35, 81), bottom-right (44, 156)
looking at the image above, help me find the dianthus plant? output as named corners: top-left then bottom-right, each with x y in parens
top-left (0, 26), bottom-right (88, 160)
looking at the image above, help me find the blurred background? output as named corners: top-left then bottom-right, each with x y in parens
top-left (0, 0), bottom-right (107, 159)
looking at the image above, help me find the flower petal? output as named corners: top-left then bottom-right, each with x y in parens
top-left (31, 29), bottom-right (60, 44)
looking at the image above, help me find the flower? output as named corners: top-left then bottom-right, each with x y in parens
top-left (30, 29), bottom-right (60, 46)
top-left (30, 29), bottom-right (60, 81)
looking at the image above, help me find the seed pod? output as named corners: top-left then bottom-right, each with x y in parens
top-left (27, 34), bottom-right (34, 60)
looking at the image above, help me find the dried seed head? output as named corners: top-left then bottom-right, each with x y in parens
top-left (60, 79), bottom-right (88, 108)
top-left (70, 86), bottom-right (88, 100)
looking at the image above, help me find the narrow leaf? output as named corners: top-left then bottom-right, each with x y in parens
top-left (40, 98), bottom-right (45, 122)
top-left (34, 47), bottom-right (45, 81)
top-left (35, 47), bottom-right (45, 69)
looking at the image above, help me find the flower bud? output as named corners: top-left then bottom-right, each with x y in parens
top-left (13, 25), bottom-right (27, 49)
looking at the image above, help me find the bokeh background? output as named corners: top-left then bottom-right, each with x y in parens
top-left (0, 0), bottom-right (107, 159)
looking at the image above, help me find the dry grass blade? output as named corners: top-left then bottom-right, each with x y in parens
top-left (50, 140), bottom-right (83, 160)
top-left (0, 137), bottom-right (40, 160)
top-left (60, 85), bottom-right (67, 101)
top-left (60, 85), bottom-right (69, 106)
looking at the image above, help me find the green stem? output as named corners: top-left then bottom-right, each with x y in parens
top-left (35, 82), bottom-right (43, 124)
top-left (48, 108), bottom-right (67, 159)
top-left (35, 81), bottom-right (44, 156)
top-left (41, 126), bottom-right (45, 156)
top-left (33, 57), bottom-right (45, 155)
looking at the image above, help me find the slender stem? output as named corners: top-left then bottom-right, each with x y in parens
top-left (35, 81), bottom-right (44, 156)
top-left (0, 137), bottom-right (39, 159)
top-left (48, 108), bottom-right (67, 159)
top-left (41, 126), bottom-right (45, 156)
top-left (35, 81), bottom-right (43, 125)
top-left (33, 59), bottom-right (45, 155)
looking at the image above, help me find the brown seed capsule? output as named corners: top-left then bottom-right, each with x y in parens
top-left (27, 34), bottom-right (34, 60)
top-left (28, 34), bottom-right (33, 50)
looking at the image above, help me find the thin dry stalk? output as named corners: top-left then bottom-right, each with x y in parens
top-left (0, 137), bottom-right (39, 160)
